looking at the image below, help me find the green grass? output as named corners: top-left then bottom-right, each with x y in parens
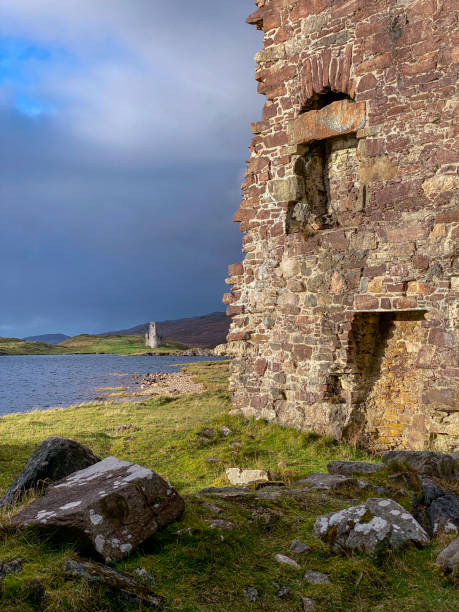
top-left (0, 337), bottom-right (72, 355)
top-left (0, 334), bottom-right (185, 356)
top-left (0, 361), bottom-right (455, 611)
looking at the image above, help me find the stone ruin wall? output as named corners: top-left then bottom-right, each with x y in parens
top-left (224, 0), bottom-right (458, 452)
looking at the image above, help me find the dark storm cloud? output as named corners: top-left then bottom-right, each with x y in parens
top-left (0, 1), bottom-right (262, 336)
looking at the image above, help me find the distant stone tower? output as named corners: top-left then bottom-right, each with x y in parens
top-left (145, 322), bottom-right (159, 349)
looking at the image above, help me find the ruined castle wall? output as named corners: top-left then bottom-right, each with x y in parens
top-left (224, 0), bottom-right (458, 452)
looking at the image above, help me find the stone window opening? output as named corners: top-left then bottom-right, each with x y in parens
top-left (301, 88), bottom-right (352, 112)
top-left (288, 133), bottom-right (359, 233)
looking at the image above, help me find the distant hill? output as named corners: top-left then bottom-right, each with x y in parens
top-left (23, 333), bottom-right (70, 345)
top-left (104, 312), bottom-right (230, 348)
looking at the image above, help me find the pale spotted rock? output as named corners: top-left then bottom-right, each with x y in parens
top-left (313, 498), bottom-right (429, 557)
top-left (9, 457), bottom-right (184, 562)
top-left (226, 468), bottom-right (272, 486)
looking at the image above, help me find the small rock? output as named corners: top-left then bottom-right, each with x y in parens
top-left (303, 570), bottom-right (330, 584)
top-left (290, 540), bottom-right (310, 554)
top-left (198, 486), bottom-right (252, 499)
top-left (274, 554), bottom-right (300, 569)
top-left (201, 502), bottom-right (223, 514)
top-left (205, 519), bottom-right (235, 530)
top-left (327, 461), bottom-right (382, 476)
top-left (64, 558), bottom-right (163, 607)
top-left (297, 473), bottom-right (355, 492)
top-left (1, 436), bottom-right (100, 507)
top-left (220, 426), bottom-right (231, 437)
top-left (226, 468), bottom-right (271, 487)
top-left (382, 451), bottom-right (456, 480)
top-left (277, 585), bottom-right (289, 599)
top-left (314, 498), bottom-right (429, 557)
top-left (229, 441), bottom-right (243, 449)
top-left (198, 428), bottom-right (215, 440)
top-left (435, 537), bottom-right (459, 576)
top-left (23, 578), bottom-right (46, 610)
top-left (302, 596), bottom-right (317, 611)
top-left (0, 557), bottom-right (23, 577)
top-left (244, 586), bottom-right (259, 602)
top-left (133, 568), bottom-right (155, 586)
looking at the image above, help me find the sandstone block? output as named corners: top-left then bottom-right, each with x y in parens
top-left (9, 457), bottom-right (184, 563)
top-left (288, 100), bottom-right (366, 145)
top-left (267, 176), bottom-right (305, 202)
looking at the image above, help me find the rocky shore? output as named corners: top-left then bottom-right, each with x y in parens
top-left (136, 371), bottom-right (205, 396)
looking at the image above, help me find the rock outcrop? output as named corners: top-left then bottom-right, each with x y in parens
top-left (9, 457), bottom-right (184, 562)
top-left (0, 436), bottom-right (100, 507)
top-left (314, 498), bottom-right (429, 556)
top-left (382, 451), bottom-right (456, 480)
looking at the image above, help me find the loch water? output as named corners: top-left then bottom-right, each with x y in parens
top-left (0, 354), bottom-right (226, 416)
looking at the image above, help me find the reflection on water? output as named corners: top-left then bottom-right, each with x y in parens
top-left (0, 354), bottom-right (225, 416)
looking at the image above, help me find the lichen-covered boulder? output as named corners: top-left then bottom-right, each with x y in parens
top-left (313, 498), bottom-right (429, 557)
top-left (0, 436), bottom-right (100, 507)
top-left (9, 457), bottom-right (184, 562)
top-left (382, 451), bottom-right (456, 480)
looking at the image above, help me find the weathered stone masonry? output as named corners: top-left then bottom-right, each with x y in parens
top-left (224, 0), bottom-right (458, 452)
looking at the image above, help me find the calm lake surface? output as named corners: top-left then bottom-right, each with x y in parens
top-left (0, 354), bottom-right (226, 416)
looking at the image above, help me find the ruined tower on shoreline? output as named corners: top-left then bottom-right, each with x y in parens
top-left (224, 0), bottom-right (458, 452)
top-left (145, 322), bottom-right (159, 349)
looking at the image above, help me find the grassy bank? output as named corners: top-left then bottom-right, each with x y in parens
top-left (0, 335), bottom-right (185, 356)
top-left (0, 338), bottom-right (72, 356)
top-left (59, 334), bottom-right (185, 355)
top-left (0, 362), bottom-right (455, 611)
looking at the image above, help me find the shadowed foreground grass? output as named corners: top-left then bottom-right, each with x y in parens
top-left (0, 362), bottom-right (455, 611)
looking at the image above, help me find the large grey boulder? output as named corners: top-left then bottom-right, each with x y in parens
top-left (9, 457), bottom-right (184, 562)
top-left (313, 498), bottom-right (429, 556)
top-left (1, 436), bottom-right (100, 507)
top-left (64, 558), bottom-right (163, 608)
top-left (381, 451), bottom-right (456, 480)
top-left (327, 461), bottom-right (382, 476)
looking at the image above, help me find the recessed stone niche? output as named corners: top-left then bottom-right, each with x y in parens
top-left (288, 134), bottom-right (359, 232)
top-left (342, 310), bottom-right (429, 450)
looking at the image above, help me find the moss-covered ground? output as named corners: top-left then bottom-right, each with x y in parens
top-left (0, 362), bottom-right (456, 611)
